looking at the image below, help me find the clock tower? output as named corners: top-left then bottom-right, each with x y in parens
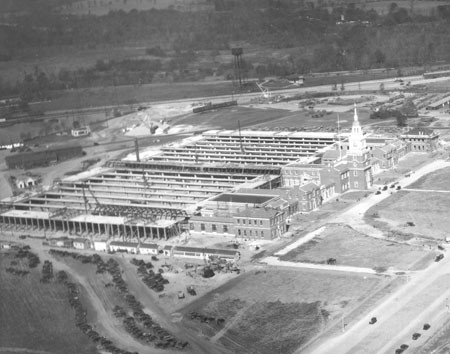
top-left (346, 105), bottom-right (373, 189)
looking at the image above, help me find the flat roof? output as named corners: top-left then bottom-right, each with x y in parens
top-left (110, 241), bottom-right (139, 247)
top-left (140, 243), bottom-right (158, 249)
top-left (173, 245), bottom-right (238, 256)
top-left (71, 214), bottom-right (126, 224)
top-left (212, 193), bottom-right (275, 204)
top-left (2, 210), bottom-right (50, 219)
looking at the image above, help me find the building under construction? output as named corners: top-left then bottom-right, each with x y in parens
top-left (0, 130), bottom-right (337, 240)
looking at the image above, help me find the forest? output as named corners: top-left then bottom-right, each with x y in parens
top-left (2, 0), bottom-right (450, 102)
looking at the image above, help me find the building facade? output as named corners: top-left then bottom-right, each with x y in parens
top-left (400, 128), bottom-right (439, 152)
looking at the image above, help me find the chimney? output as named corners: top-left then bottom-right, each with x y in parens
top-left (134, 138), bottom-right (140, 162)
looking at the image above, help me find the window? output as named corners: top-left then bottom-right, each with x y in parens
top-left (254, 220), bottom-right (257, 225)
top-left (212, 224), bottom-right (217, 232)
top-left (200, 223), bottom-right (205, 231)
top-left (223, 225), bottom-right (228, 233)
top-left (260, 220), bottom-right (263, 225)
top-left (243, 230), bottom-right (247, 236)
top-left (243, 219), bottom-right (246, 225)
top-left (237, 219), bottom-right (240, 224)
top-left (353, 170), bottom-right (358, 176)
top-left (249, 230), bottom-right (252, 236)
top-left (190, 223), bottom-right (194, 230)
top-left (261, 231), bottom-right (264, 238)
top-left (238, 229), bottom-right (241, 236)
top-left (354, 181), bottom-right (359, 188)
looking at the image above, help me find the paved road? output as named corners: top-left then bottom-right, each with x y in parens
top-left (296, 159), bottom-right (450, 354)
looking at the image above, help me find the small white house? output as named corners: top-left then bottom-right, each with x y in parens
top-left (15, 176), bottom-right (36, 189)
top-left (109, 241), bottom-right (139, 254)
top-left (94, 240), bottom-right (108, 252)
top-left (73, 238), bottom-right (90, 250)
top-left (71, 126), bottom-right (90, 137)
top-left (139, 243), bottom-right (159, 255)
top-left (163, 245), bottom-right (172, 256)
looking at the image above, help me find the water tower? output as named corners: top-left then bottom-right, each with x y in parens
top-left (231, 47), bottom-right (244, 87)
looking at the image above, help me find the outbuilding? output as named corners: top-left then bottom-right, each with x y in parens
top-left (163, 245), bottom-right (172, 256)
top-left (93, 240), bottom-right (108, 252)
top-left (73, 238), bottom-right (90, 250)
top-left (109, 241), bottom-right (139, 254)
top-left (139, 243), bottom-right (159, 255)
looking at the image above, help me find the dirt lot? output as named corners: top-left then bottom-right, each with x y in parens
top-left (279, 224), bottom-right (433, 271)
top-left (0, 250), bottom-right (98, 354)
top-left (179, 268), bottom-right (384, 354)
top-left (365, 190), bottom-right (450, 241)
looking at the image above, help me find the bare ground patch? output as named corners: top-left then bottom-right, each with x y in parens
top-left (180, 268), bottom-right (383, 354)
top-left (280, 224), bottom-right (430, 270)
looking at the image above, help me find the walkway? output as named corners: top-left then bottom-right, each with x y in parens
top-left (262, 256), bottom-right (377, 274)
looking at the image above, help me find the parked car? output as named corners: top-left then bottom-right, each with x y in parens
top-left (186, 286), bottom-right (196, 296)
top-left (423, 323), bottom-right (431, 330)
top-left (435, 254), bottom-right (444, 262)
top-left (369, 317), bottom-right (377, 325)
top-left (177, 291), bottom-right (185, 299)
top-left (412, 333), bottom-right (421, 340)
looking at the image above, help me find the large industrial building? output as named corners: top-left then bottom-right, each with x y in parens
top-left (0, 108), bottom-right (434, 242)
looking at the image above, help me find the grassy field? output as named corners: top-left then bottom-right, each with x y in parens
top-left (365, 190), bottom-right (450, 240)
top-left (359, 0), bottom-right (449, 15)
top-left (32, 81), bottom-right (236, 113)
top-left (61, 0), bottom-right (209, 15)
top-left (279, 224), bottom-right (431, 271)
top-left (181, 268), bottom-right (382, 354)
top-left (250, 105), bottom-right (373, 131)
top-left (408, 166), bottom-right (450, 191)
top-left (173, 106), bottom-right (291, 131)
top-left (0, 250), bottom-right (98, 354)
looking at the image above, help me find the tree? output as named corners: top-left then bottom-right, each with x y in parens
top-left (374, 49), bottom-right (386, 65)
top-left (401, 98), bottom-right (418, 117)
top-left (396, 113), bottom-right (407, 127)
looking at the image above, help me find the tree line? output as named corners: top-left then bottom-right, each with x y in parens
top-left (3, 2), bottom-right (450, 102)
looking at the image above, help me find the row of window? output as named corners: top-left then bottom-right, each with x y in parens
top-left (340, 171), bottom-right (350, 179)
top-left (237, 229), bottom-right (265, 237)
top-left (198, 223), bottom-right (229, 233)
top-left (236, 219), bottom-right (264, 225)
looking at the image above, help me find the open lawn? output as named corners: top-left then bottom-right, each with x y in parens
top-left (250, 106), bottom-right (373, 131)
top-left (365, 190), bottom-right (450, 240)
top-left (172, 106), bottom-right (290, 131)
top-left (408, 166), bottom-right (450, 191)
top-left (0, 251), bottom-right (98, 354)
top-left (32, 81), bottom-right (235, 112)
top-left (180, 268), bottom-right (383, 354)
top-left (279, 224), bottom-right (431, 271)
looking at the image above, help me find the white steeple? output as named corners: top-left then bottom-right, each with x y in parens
top-left (348, 104), bottom-right (366, 155)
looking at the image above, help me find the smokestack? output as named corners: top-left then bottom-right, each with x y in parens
top-left (134, 138), bottom-right (140, 162)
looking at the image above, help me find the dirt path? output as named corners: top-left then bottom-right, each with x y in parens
top-left (116, 257), bottom-right (233, 354)
top-left (31, 245), bottom-right (178, 354)
top-left (209, 306), bottom-right (249, 344)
